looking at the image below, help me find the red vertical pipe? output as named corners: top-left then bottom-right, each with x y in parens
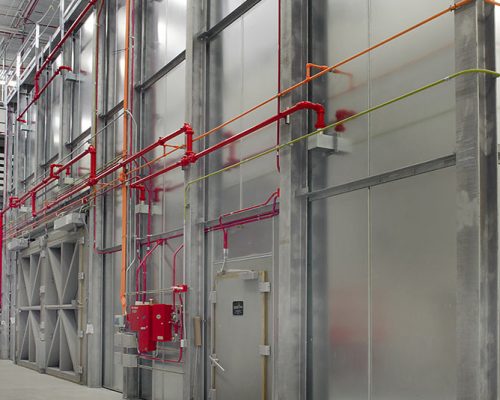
top-left (185, 124), bottom-right (194, 157)
top-left (31, 192), bottom-right (37, 217)
top-left (89, 145), bottom-right (97, 184)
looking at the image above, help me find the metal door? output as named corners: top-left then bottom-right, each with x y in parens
top-left (211, 270), bottom-right (269, 400)
top-left (16, 230), bottom-right (86, 383)
top-left (17, 244), bottom-right (43, 372)
top-left (44, 234), bottom-right (85, 383)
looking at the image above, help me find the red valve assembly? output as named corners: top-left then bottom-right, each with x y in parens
top-left (128, 302), bottom-right (180, 353)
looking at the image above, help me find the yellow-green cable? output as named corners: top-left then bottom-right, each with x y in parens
top-left (184, 68), bottom-right (500, 217)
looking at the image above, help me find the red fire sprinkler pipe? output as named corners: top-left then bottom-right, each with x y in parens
top-left (130, 102), bottom-right (325, 189)
top-left (15, 145), bottom-right (95, 217)
top-left (195, 101), bottom-right (325, 160)
top-left (93, 124), bottom-right (193, 184)
top-left (35, 0), bottom-right (97, 95)
top-left (7, 123), bottom-right (190, 227)
top-left (129, 124), bottom-right (195, 190)
top-left (218, 189), bottom-right (280, 253)
top-left (17, 65), bottom-right (73, 123)
top-left (43, 146), bottom-right (97, 209)
top-left (37, 65), bottom-right (72, 98)
top-left (17, 0), bottom-right (97, 122)
top-left (31, 192), bottom-right (37, 217)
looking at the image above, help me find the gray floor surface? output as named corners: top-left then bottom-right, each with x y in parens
top-left (0, 360), bottom-right (122, 400)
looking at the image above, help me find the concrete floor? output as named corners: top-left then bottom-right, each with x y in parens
top-left (0, 360), bottom-right (122, 400)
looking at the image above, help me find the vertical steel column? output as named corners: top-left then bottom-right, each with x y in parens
top-left (307, 1), bottom-right (329, 397)
top-left (87, 0), bottom-right (106, 388)
top-left (455, 1), bottom-right (498, 399)
top-left (121, 0), bottom-right (139, 395)
top-left (0, 209), bottom-right (6, 359)
top-left (276, 1), bottom-right (308, 399)
top-left (183, 0), bottom-right (207, 398)
top-left (5, 108), bottom-right (15, 361)
top-left (0, 100), bottom-right (8, 359)
top-left (0, 104), bottom-right (8, 359)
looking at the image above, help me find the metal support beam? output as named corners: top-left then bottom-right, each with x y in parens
top-left (86, 0), bottom-right (107, 387)
top-left (183, 1), bottom-right (207, 399)
top-left (0, 233), bottom-right (7, 359)
top-left (136, 50), bottom-right (186, 92)
top-left (275, 1), bottom-right (308, 399)
top-left (0, 102), bottom-right (9, 357)
top-left (198, 0), bottom-right (261, 41)
top-left (455, 1), bottom-right (498, 399)
top-left (307, 154), bottom-right (456, 202)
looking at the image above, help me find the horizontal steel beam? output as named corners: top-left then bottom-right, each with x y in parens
top-left (136, 50), bottom-right (186, 92)
top-left (99, 100), bottom-right (124, 119)
top-left (198, 0), bottom-right (262, 41)
top-left (306, 154), bottom-right (457, 202)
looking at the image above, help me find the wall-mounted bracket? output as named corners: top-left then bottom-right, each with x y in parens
top-left (308, 132), bottom-right (352, 154)
top-left (63, 72), bottom-right (82, 82)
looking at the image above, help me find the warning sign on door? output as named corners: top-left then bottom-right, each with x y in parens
top-left (232, 301), bottom-right (244, 316)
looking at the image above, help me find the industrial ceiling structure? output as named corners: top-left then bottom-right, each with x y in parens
top-left (0, 0), bottom-right (58, 64)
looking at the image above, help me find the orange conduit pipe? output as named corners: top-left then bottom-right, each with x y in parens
top-left (485, 0), bottom-right (500, 5)
top-left (121, 0), bottom-right (131, 314)
top-left (306, 63), bottom-right (354, 89)
top-left (193, 0), bottom-right (473, 144)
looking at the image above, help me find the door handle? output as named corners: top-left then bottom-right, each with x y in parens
top-left (209, 354), bottom-right (226, 372)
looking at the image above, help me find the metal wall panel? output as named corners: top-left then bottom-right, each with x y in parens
top-left (313, 0), bottom-right (455, 190)
top-left (239, 0), bottom-right (279, 208)
top-left (309, 190), bottom-right (369, 400)
top-left (103, 253), bottom-right (123, 391)
top-left (210, 0), bottom-right (245, 26)
top-left (21, 101), bottom-right (37, 179)
top-left (78, 14), bottom-right (95, 135)
top-left (312, 0), bottom-right (369, 190)
top-left (143, 62), bottom-right (186, 235)
top-left (496, 6), bottom-right (500, 130)
top-left (211, 218), bottom-right (274, 262)
top-left (107, 0), bottom-right (125, 110)
top-left (47, 55), bottom-right (64, 161)
top-left (309, 168), bottom-right (456, 399)
top-left (144, 0), bottom-right (187, 79)
top-left (369, 0), bottom-right (455, 175)
top-left (152, 366), bottom-right (183, 400)
top-left (139, 67), bottom-right (188, 388)
top-left (207, 0), bottom-right (279, 218)
top-left (370, 168), bottom-right (456, 399)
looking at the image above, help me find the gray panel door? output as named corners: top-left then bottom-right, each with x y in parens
top-left (213, 271), bottom-right (267, 400)
top-left (16, 230), bottom-right (86, 383)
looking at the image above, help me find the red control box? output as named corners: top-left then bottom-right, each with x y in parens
top-left (151, 304), bottom-right (174, 342)
top-left (128, 303), bottom-right (176, 353)
top-left (128, 304), bottom-right (156, 353)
